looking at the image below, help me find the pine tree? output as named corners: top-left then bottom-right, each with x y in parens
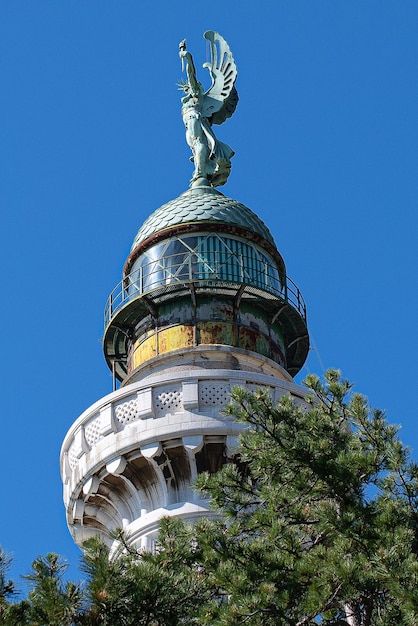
top-left (192, 370), bottom-right (418, 625)
top-left (23, 553), bottom-right (84, 625)
top-left (2, 371), bottom-right (418, 625)
top-left (80, 521), bottom-right (211, 625)
top-left (0, 547), bottom-right (21, 625)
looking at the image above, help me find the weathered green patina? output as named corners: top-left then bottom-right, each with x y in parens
top-left (179, 31), bottom-right (238, 187)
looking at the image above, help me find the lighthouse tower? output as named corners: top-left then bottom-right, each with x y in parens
top-left (60, 32), bottom-right (309, 551)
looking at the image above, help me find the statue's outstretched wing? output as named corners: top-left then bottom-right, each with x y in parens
top-left (202, 31), bottom-right (238, 126)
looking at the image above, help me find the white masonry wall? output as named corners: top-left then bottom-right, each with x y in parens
top-left (61, 347), bottom-right (308, 549)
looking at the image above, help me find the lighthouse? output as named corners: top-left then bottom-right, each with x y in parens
top-left (60, 32), bottom-right (309, 552)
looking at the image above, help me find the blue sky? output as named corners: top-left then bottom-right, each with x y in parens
top-left (1, 1), bottom-right (417, 586)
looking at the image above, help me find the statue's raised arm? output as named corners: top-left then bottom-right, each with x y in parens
top-left (179, 39), bottom-right (200, 96)
top-left (179, 31), bottom-right (238, 188)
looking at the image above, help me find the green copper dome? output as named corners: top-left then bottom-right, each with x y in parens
top-left (130, 185), bottom-right (275, 252)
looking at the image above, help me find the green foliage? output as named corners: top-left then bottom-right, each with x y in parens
top-left (80, 521), bottom-right (211, 625)
top-left (0, 547), bottom-right (20, 625)
top-left (1, 370), bottom-right (418, 625)
top-left (0, 527), bottom-right (211, 625)
top-left (0, 552), bottom-right (84, 625)
top-left (192, 370), bottom-right (418, 625)
top-left (23, 553), bottom-right (84, 626)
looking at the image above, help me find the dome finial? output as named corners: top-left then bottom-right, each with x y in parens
top-left (179, 31), bottom-right (238, 188)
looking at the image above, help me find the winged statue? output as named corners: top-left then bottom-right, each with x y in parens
top-left (179, 31), bottom-right (238, 187)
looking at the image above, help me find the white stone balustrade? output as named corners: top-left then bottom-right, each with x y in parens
top-left (61, 358), bottom-right (307, 547)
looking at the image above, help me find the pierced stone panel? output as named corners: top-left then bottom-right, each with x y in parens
top-left (85, 415), bottom-right (102, 447)
top-left (68, 443), bottom-right (79, 471)
top-left (153, 385), bottom-right (183, 416)
top-left (245, 383), bottom-right (273, 396)
top-left (114, 397), bottom-right (140, 426)
top-left (199, 381), bottom-right (231, 408)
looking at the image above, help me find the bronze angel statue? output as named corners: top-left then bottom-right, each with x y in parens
top-left (179, 31), bottom-right (238, 187)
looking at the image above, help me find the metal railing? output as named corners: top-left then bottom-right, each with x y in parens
top-left (104, 250), bottom-right (306, 328)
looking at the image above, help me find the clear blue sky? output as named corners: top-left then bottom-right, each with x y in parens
top-left (1, 1), bottom-right (417, 587)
